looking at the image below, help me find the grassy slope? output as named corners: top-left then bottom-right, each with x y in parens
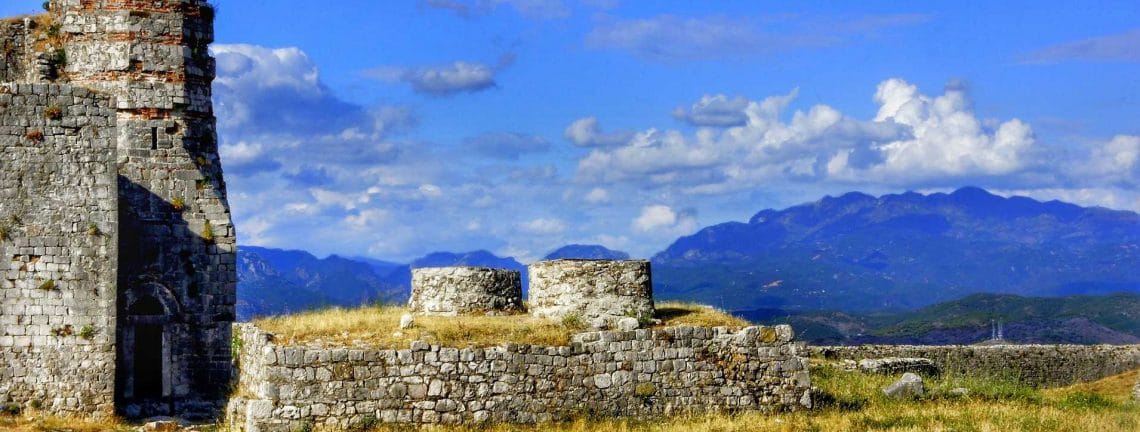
top-left (872, 292), bottom-right (1140, 337)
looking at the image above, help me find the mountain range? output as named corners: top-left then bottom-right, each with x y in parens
top-left (237, 187), bottom-right (1139, 334)
top-left (652, 187), bottom-right (1138, 311)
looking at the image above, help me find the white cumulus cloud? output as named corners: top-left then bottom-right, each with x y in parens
top-left (366, 54), bottom-right (515, 97)
top-left (673, 94), bottom-right (752, 127)
top-left (520, 217), bottom-right (568, 235)
top-left (564, 116), bottom-right (634, 147)
top-left (584, 187), bottom-right (609, 204)
top-left (578, 78), bottom-right (1036, 190)
top-left (1079, 135), bottom-right (1140, 185)
top-left (633, 205), bottom-right (697, 234)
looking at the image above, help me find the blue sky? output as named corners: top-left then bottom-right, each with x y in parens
top-left (5, 1), bottom-right (1138, 262)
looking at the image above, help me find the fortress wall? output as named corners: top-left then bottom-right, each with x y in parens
top-left (227, 323), bottom-right (812, 431)
top-left (810, 345), bottom-right (1140, 387)
top-left (0, 83), bottom-right (118, 416)
top-left (57, 0), bottom-right (236, 415)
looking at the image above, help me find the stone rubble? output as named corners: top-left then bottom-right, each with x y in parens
top-left (882, 373), bottom-right (924, 399)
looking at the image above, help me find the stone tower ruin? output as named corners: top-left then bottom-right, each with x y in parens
top-left (0, 0), bottom-right (235, 419)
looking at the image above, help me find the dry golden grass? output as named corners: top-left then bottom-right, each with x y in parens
top-left (654, 301), bottom-right (750, 328)
top-left (256, 305), bottom-right (573, 348)
top-left (254, 301), bottom-right (747, 348)
top-left (1044, 368), bottom-right (1139, 403)
top-left (0, 412), bottom-right (134, 432)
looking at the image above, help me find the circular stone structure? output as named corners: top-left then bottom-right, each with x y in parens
top-left (527, 259), bottom-right (654, 329)
top-left (408, 267), bottom-right (523, 316)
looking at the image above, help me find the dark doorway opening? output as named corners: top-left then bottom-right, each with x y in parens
top-left (133, 324), bottom-right (164, 399)
top-left (128, 295), bottom-right (167, 400)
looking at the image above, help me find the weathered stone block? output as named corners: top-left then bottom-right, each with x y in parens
top-left (408, 267), bottom-right (523, 316)
top-left (527, 259), bottom-right (653, 329)
top-left (883, 373), bottom-right (924, 399)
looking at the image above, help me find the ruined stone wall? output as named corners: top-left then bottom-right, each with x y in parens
top-left (528, 260), bottom-right (654, 329)
top-left (409, 267), bottom-right (522, 316)
top-left (0, 83), bottom-right (118, 416)
top-left (0, 18), bottom-right (29, 83)
top-left (226, 323), bottom-right (811, 431)
top-left (810, 345), bottom-right (1140, 388)
top-left (56, 0), bottom-right (236, 416)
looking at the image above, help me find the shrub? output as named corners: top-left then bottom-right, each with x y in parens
top-left (44, 104), bottom-right (63, 120)
top-left (51, 48), bottom-right (66, 66)
top-left (87, 223), bottom-right (100, 236)
top-left (26, 129), bottom-right (44, 142)
top-left (79, 325), bottom-right (96, 340)
top-left (202, 220), bottom-right (215, 243)
top-left (38, 279), bottom-right (55, 290)
top-left (41, 1), bottom-right (50, 12)
top-left (45, 23), bottom-right (61, 38)
top-left (231, 332), bottom-right (243, 362)
top-left (171, 196), bottom-right (186, 212)
top-left (634, 382), bottom-right (657, 398)
top-left (1, 403), bottom-right (20, 416)
top-left (561, 312), bottom-right (584, 330)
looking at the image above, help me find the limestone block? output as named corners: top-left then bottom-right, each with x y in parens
top-left (883, 373), bottom-right (924, 399)
top-left (408, 267), bottom-right (523, 316)
top-left (528, 259), bottom-right (653, 329)
top-left (1134, 374), bottom-right (1139, 401)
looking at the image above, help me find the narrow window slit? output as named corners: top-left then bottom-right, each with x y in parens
top-left (150, 127), bottom-right (158, 150)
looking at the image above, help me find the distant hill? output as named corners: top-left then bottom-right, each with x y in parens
top-left (349, 256), bottom-right (403, 279)
top-left (740, 293), bottom-right (1140, 345)
top-left (653, 187), bottom-right (1139, 312)
top-left (236, 246), bottom-right (404, 320)
top-left (543, 244), bottom-right (631, 260)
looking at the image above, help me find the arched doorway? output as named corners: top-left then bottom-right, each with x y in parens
top-left (118, 283), bottom-right (182, 405)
